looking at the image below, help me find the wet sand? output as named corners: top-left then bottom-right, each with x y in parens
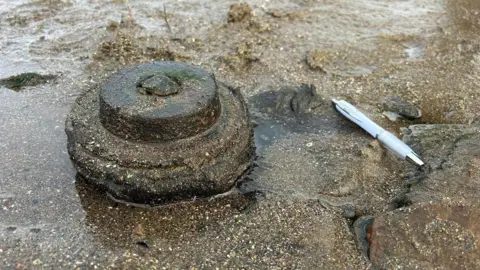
top-left (1, 0), bottom-right (480, 268)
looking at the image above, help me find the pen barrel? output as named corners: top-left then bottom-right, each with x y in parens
top-left (359, 117), bottom-right (384, 138)
top-left (335, 103), bottom-right (383, 138)
top-left (377, 131), bottom-right (411, 159)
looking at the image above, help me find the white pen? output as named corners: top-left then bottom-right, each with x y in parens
top-left (332, 99), bottom-right (425, 167)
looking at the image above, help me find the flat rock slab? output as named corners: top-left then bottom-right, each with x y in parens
top-left (369, 200), bottom-right (480, 269)
top-left (367, 124), bottom-right (480, 268)
top-left (403, 124), bottom-right (480, 204)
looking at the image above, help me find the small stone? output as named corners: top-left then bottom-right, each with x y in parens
top-left (132, 224), bottom-right (145, 236)
top-left (30, 228), bottom-right (41, 233)
top-left (382, 96), bottom-right (421, 120)
top-left (368, 140), bottom-right (380, 149)
top-left (32, 259), bottom-right (42, 265)
top-left (340, 204), bottom-right (356, 218)
top-left (353, 216), bottom-right (373, 261)
top-left (6, 226), bottom-right (17, 231)
top-left (382, 111), bottom-right (402, 121)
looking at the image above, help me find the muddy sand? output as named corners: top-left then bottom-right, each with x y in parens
top-left (1, 0), bottom-right (480, 269)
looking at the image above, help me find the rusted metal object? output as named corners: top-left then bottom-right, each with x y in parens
top-left (66, 61), bottom-right (254, 205)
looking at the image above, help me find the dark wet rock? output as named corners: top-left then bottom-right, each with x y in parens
top-left (30, 228), bottom-right (41, 233)
top-left (390, 193), bottom-right (412, 209)
top-left (0, 72), bottom-right (57, 90)
top-left (368, 201), bottom-right (480, 269)
top-left (227, 3), bottom-right (253, 23)
top-left (402, 124), bottom-right (480, 204)
top-left (252, 84), bottom-right (328, 116)
top-left (65, 61), bottom-right (255, 205)
top-left (286, 84), bottom-right (327, 115)
top-left (339, 203), bottom-right (356, 218)
top-left (135, 241), bottom-right (149, 249)
top-left (382, 95), bottom-right (421, 120)
top-left (5, 226), bottom-right (17, 232)
top-left (352, 215), bottom-right (373, 261)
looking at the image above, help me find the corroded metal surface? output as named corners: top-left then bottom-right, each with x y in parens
top-left (65, 61), bottom-right (254, 205)
top-left (99, 62), bottom-right (221, 141)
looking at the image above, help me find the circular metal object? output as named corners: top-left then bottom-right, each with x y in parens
top-left (66, 61), bottom-right (254, 205)
top-left (99, 62), bottom-right (221, 142)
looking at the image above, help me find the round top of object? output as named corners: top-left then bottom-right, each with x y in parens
top-left (99, 61), bottom-right (221, 142)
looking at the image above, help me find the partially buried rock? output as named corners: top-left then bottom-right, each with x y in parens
top-left (275, 84), bottom-right (327, 115)
top-left (65, 61), bottom-right (255, 205)
top-left (402, 124), bottom-right (480, 204)
top-left (249, 84), bottom-right (327, 117)
top-left (0, 72), bottom-right (57, 91)
top-left (352, 215), bottom-right (373, 261)
top-left (368, 201), bottom-right (480, 269)
top-left (382, 95), bottom-right (421, 120)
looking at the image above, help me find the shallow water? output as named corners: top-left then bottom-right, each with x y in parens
top-left (1, 0), bottom-right (480, 268)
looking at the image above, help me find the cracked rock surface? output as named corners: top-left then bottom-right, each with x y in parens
top-left (364, 124), bottom-right (480, 267)
top-left (403, 124), bottom-right (480, 204)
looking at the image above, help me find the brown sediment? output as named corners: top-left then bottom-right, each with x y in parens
top-left (446, 0), bottom-right (480, 32)
top-left (227, 3), bottom-right (253, 23)
top-left (221, 42), bottom-right (259, 71)
top-left (2, 0), bottom-right (480, 268)
top-left (306, 49), bottom-right (331, 72)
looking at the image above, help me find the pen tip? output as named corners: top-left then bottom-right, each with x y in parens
top-left (406, 152), bottom-right (425, 167)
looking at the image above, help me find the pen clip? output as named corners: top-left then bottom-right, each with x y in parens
top-left (333, 100), bottom-right (363, 123)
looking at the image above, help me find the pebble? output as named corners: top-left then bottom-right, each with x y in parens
top-left (382, 111), bottom-right (402, 121)
top-left (382, 95), bottom-right (421, 120)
